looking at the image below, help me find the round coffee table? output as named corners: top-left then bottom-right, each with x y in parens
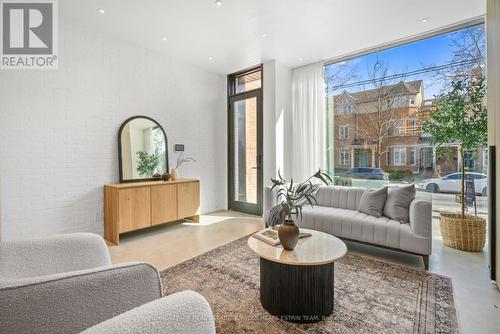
top-left (247, 228), bottom-right (347, 323)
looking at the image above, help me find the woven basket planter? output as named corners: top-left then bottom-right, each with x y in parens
top-left (439, 212), bottom-right (486, 252)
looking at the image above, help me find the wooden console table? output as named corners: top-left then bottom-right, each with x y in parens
top-left (104, 179), bottom-right (200, 245)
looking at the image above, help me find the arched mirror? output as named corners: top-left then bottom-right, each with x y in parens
top-left (118, 116), bottom-right (168, 183)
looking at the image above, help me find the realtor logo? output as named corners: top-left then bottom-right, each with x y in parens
top-left (1, 0), bottom-right (58, 69)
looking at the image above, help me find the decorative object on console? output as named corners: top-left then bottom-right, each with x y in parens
top-left (270, 169), bottom-right (331, 250)
top-left (171, 151), bottom-right (196, 181)
top-left (118, 116), bottom-right (168, 183)
top-left (162, 172), bottom-right (171, 181)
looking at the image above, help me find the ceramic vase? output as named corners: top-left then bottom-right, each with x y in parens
top-left (278, 220), bottom-right (299, 250)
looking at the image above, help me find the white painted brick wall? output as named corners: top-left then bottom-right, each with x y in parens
top-left (0, 19), bottom-right (227, 240)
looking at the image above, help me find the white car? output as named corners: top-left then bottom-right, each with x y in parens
top-left (416, 172), bottom-right (488, 196)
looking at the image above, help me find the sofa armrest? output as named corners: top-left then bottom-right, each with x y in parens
top-left (81, 291), bottom-right (216, 334)
top-left (0, 233), bottom-right (111, 280)
top-left (409, 195), bottom-right (432, 238)
top-left (0, 262), bottom-right (162, 334)
top-left (264, 186), bottom-right (277, 216)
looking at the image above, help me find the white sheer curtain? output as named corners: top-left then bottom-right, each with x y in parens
top-left (291, 62), bottom-right (326, 181)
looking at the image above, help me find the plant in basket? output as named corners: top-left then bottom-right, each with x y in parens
top-left (422, 74), bottom-right (487, 251)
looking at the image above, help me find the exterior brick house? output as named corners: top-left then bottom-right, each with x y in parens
top-left (328, 80), bottom-right (487, 177)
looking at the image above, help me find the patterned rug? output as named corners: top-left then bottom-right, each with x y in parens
top-left (160, 236), bottom-right (459, 334)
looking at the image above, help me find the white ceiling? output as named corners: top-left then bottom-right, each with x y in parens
top-left (61, 0), bottom-right (485, 75)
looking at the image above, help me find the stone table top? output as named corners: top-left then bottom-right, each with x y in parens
top-left (248, 228), bottom-right (347, 266)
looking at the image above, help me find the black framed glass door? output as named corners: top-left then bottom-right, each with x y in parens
top-left (228, 79), bottom-right (263, 215)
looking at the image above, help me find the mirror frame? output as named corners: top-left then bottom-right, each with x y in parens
top-left (118, 115), bottom-right (169, 183)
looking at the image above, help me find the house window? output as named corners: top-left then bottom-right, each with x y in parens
top-left (390, 120), bottom-right (402, 136)
top-left (464, 150), bottom-right (476, 170)
top-left (393, 147), bottom-right (407, 166)
top-left (339, 125), bottom-right (349, 139)
top-left (341, 99), bottom-right (353, 114)
top-left (340, 149), bottom-right (350, 165)
top-left (393, 96), bottom-right (407, 107)
top-left (410, 97), bottom-right (416, 105)
top-left (408, 118), bottom-right (417, 135)
top-left (409, 147), bottom-right (416, 165)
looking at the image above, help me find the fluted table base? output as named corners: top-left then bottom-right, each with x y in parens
top-left (259, 257), bottom-right (334, 323)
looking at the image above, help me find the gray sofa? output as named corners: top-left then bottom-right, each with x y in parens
top-left (265, 186), bottom-right (432, 269)
top-left (0, 233), bottom-right (215, 334)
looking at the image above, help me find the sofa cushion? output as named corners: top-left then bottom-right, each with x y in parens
top-left (357, 187), bottom-right (388, 218)
top-left (384, 184), bottom-right (415, 223)
top-left (299, 206), bottom-right (402, 249)
top-left (314, 186), bottom-right (365, 210)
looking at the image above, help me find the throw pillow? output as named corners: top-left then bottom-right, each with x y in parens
top-left (383, 184), bottom-right (416, 223)
top-left (357, 187), bottom-right (388, 218)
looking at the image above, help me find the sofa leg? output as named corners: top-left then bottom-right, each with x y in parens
top-left (422, 255), bottom-right (429, 270)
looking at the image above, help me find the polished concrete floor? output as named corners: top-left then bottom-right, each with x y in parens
top-left (109, 210), bottom-right (500, 334)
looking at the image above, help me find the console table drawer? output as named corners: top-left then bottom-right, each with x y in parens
top-left (151, 184), bottom-right (178, 225)
top-left (177, 181), bottom-right (200, 219)
top-left (118, 187), bottom-right (151, 233)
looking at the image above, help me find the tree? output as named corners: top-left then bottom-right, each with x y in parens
top-left (354, 59), bottom-right (411, 167)
top-left (422, 74), bottom-right (487, 218)
top-left (136, 151), bottom-right (160, 177)
top-left (425, 25), bottom-right (485, 93)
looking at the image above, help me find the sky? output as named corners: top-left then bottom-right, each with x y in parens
top-left (325, 25), bottom-right (485, 99)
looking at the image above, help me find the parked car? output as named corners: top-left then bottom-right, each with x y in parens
top-left (343, 167), bottom-right (389, 180)
top-left (416, 172), bottom-right (488, 196)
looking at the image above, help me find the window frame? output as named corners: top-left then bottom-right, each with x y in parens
top-left (227, 65), bottom-right (263, 97)
top-left (409, 147), bottom-right (416, 165)
top-left (393, 147), bottom-right (407, 166)
top-left (408, 118), bottom-right (417, 134)
top-left (340, 99), bottom-right (353, 114)
top-left (340, 148), bottom-right (350, 165)
top-left (339, 125), bottom-right (349, 139)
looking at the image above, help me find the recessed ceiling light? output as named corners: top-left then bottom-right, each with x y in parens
top-left (161, 36), bottom-right (167, 41)
top-left (298, 57), bottom-right (303, 62)
top-left (421, 17), bottom-right (429, 23)
top-left (261, 34), bottom-right (267, 38)
top-left (98, 8), bottom-right (105, 14)
top-left (208, 56), bottom-right (214, 62)
top-left (215, 0), bottom-right (222, 6)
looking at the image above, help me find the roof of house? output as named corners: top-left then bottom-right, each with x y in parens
top-left (336, 80), bottom-right (423, 102)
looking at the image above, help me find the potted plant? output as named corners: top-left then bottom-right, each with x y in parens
top-left (422, 74), bottom-right (487, 252)
top-left (270, 169), bottom-right (331, 250)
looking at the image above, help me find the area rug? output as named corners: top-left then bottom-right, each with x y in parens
top-left (160, 236), bottom-right (459, 334)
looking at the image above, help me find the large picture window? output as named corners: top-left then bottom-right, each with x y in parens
top-left (324, 23), bottom-right (487, 213)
